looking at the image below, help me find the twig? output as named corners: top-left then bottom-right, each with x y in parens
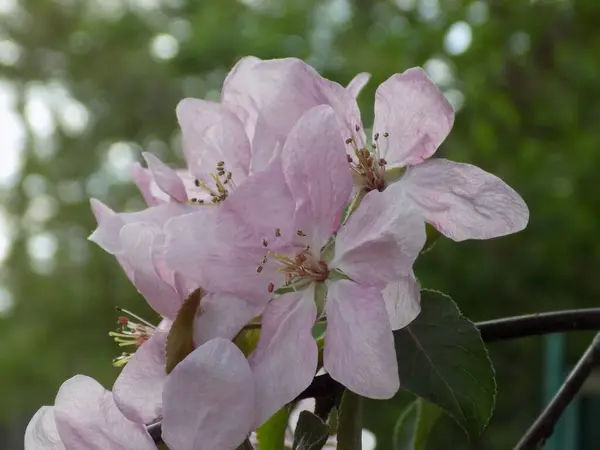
top-left (514, 332), bottom-right (600, 450)
top-left (146, 308), bottom-right (600, 444)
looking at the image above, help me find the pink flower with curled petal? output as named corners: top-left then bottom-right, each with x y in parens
top-left (24, 375), bottom-right (156, 450)
top-left (166, 105), bottom-right (426, 403)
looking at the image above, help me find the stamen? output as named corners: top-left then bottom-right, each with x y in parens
top-left (217, 161), bottom-right (225, 167)
top-left (263, 239), bottom-right (268, 247)
top-left (275, 228), bottom-right (281, 237)
top-left (268, 283), bottom-right (275, 293)
top-left (383, 132), bottom-right (389, 138)
top-left (374, 132), bottom-right (379, 141)
top-left (297, 230), bottom-right (307, 237)
top-left (257, 265), bottom-right (264, 273)
top-left (345, 137), bottom-right (354, 145)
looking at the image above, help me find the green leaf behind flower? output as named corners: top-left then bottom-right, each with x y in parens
top-left (165, 288), bottom-right (203, 374)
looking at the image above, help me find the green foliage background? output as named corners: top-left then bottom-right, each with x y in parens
top-left (1, 0), bottom-right (599, 448)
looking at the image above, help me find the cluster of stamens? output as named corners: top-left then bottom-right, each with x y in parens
top-left (257, 228), bottom-right (329, 293)
top-left (190, 161), bottom-right (236, 205)
top-left (109, 311), bottom-right (156, 367)
top-left (346, 126), bottom-right (390, 192)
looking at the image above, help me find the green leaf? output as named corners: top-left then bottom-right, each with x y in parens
top-left (234, 327), bottom-right (261, 358)
top-left (394, 290), bottom-right (496, 437)
top-left (421, 224), bottom-right (441, 255)
top-left (336, 390), bottom-right (362, 450)
top-left (393, 399), bottom-right (442, 450)
top-left (292, 411), bottom-right (329, 450)
top-left (257, 406), bottom-right (290, 450)
top-left (165, 288), bottom-right (203, 374)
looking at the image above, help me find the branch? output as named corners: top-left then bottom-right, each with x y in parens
top-left (146, 308), bottom-right (600, 444)
top-left (514, 332), bottom-right (600, 450)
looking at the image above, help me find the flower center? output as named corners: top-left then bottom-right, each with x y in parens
top-left (345, 129), bottom-right (389, 193)
top-left (190, 160), bottom-right (237, 205)
top-left (258, 229), bottom-right (329, 293)
top-left (108, 309), bottom-right (157, 367)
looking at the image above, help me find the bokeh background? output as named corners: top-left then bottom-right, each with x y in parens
top-left (2, 0), bottom-right (600, 448)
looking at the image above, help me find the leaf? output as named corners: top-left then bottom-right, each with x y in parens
top-left (336, 390), bottom-right (362, 450)
top-left (393, 399), bottom-right (442, 450)
top-left (420, 224), bottom-right (441, 255)
top-left (165, 288), bottom-right (203, 374)
top-left (293, 411), bottom-right (329, 450)
top-left (257, 406), bottom-right (290, 450)
top-left (394, 290), bottom-right (496, 437)
top-left (234, 327), bottom-right (261, 357)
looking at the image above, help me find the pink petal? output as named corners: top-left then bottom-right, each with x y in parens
top-left (248, 288), bottom-right (318, 428)
top-left (165, 206), bottom-right (282, 304)
top-left (142, 152), bottom-right (187, 203)
top-left (131, 163), bottom-right (162, 206)
top-left (162, 338), bottom-right (255, 450)
top-left (281, 105), bottom-right (354, 250)
top-left (194, 293), bottom-right (265, 346)
top-left (113, 330), bottom-right (168, 425)
top-left (88, 199), bottom-right (122, 254)
top-left (382, 274), bottom-right (421, 331)
top-left (54, 375), bottom-right (155, 450)
top-left (120, 223), bottom-right (182, 319)
top-left (220, 57), bottom-right (363, 170)
top-left (332, 189), bottom-right (426, 286)
top-left (395, 158), bottom-right (530, 241)
top-left (346, 72), bottom-right (371, 98)
top-left (324, 280), bottom-right (399, 399)
top-left (25, 406), bottom-right (64, 450)
top-left (373, 68), bottom-right (454, 167)
top-left (176, 98), bottom-right (250, 182)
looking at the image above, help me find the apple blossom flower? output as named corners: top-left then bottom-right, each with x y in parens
top-left (24, 375), bottom-right (156, 450)
top-left (165, 105), bottom-right (426, 403)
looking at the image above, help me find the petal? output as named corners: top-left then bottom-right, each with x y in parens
top-left (382, 273), bottom-right (421, 330)
top-left (281, 105), bottom-right (354, 250)
top-left (54, 375), bottom-right (155, 450)
top-left (194, 292), bottom-right (264, 346)
top-left (220, 57), bottom-right (363, 170)
top-left (113, 330), bottom-right (168, 424)
top-left (324, 280), bottom-right (399, 399)
top-left (373, 68), bottom-right (454, 167)
top-left (142, 152), bottom-right (188, 203)
top-left (25, 406), bottom-right (65, 450)
top-left (395, 158), bottom-right (530, 241)
top-left (131, 163), bottom-right (162, 206)
top-left (248, 288), bottom-right (318, 428)
top-left (332, 189), bottom-right (426, 286)
top-left (162, 338), bottom-right (255, 450)
top-left (165, 206), bottom-right (282, 304)
top-left (176, 98), bottom-right (250, 182)
top-left (346, 72), bottom-right (371, 98)
top-left (120, 222), bottom-right (182, 319)
top-left (88, 199), bottom-right (122, 254)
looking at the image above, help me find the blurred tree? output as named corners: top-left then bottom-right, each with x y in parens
top-left (1, 0), bottom-right (600, 448)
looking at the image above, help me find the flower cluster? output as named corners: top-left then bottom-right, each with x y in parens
top-left (25, 57), bottom-right (528, 450)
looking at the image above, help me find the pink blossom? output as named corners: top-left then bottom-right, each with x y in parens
top-left (24, 375), bottom-right (155, 450)
top-left (166, 105), bottom-right (426, 401)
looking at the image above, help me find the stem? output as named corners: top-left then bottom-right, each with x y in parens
top-left (514, 332), bottom-right (600, 450)
top-left (146, 308), bottom-right (600, 444)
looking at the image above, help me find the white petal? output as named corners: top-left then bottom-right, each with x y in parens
top-left (142, 152), bottom-right (188, 203)
top-left (346, 72), bottom-right (371, 98)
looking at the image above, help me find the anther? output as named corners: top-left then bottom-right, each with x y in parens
top-left (217, 161), bottom-right (225, 167)
top-left (372, 143), bottom-right (377, 149)
top-left (383, 132), bottom-right (389, 138)
top-left (257, 265), bottom-right (264, 273)
top-left (379, 158), bottom-right (387, 166)
top-left (345, 137), bottom-right (353, 144)
top-left (355, 124), bottom-right (360, 132)
top-left (194, 179), bottom-right (200, 187)
top-left (275, 228), bottom-right (281, 237)
top-left (262, 256), bottom-right (268, 264)
top-left (374, 132), bottom-right (379, 141)
top-left (190, 198), bottom-right (197, 203)
top-left (263, 239), bottom-right (268, 247)
top-left (297, 230), bottom-right (307, 237)
top-left (346, 154), bottom-right (353, 163)
top-left (268, 283), bottom-right (275, 293)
